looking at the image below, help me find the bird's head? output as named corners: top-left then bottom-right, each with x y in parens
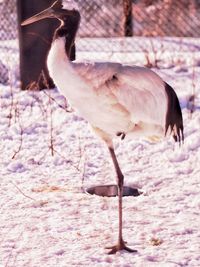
top-left (21, 0), bottom-right (80, 27)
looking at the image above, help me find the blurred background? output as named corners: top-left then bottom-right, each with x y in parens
top-left (0, 0), bottom-right (200, 87)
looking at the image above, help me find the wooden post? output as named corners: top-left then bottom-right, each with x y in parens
top-left (17, 0), bottom-right (75, 90)
top-left (123, 0), bottom-right (133, 36)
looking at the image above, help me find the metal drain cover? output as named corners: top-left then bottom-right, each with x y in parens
top-left (85, 184), bottom-right (141, 197)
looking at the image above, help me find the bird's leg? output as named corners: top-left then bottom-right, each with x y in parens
top-left (106, 146), bottom-right (137, 254)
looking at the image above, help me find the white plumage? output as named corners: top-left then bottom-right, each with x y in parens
top-left (48, 37), bottom-right (168, 142)
top-left (22, 0), bottom-right (184, 254)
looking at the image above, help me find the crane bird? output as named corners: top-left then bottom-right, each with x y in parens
top-left (22, 0), bottom-right (184, 254)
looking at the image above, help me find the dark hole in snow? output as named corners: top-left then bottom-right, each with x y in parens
top-left (55, 249), bottom-right (65, 256)
top-left (85, 184), bottom-right (141, 197)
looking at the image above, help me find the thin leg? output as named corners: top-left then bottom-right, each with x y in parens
top-left (106, 146), bottom-right (137, 254)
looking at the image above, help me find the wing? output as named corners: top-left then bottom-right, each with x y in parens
top-left (111, 65), bottom-right (168, 127)
top-left (73, 61), bottom-right (122, 89)
top-left (73, 61), bottom-right (168, 128)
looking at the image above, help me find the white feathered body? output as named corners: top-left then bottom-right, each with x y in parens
top-left (47, 37), bottom-right (168, 141)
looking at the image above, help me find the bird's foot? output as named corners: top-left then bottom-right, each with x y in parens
top-left (106, 239), bottom-right (137, 254)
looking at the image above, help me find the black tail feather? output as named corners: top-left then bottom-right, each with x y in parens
top-left (165, 83), bottom-right (184, 144)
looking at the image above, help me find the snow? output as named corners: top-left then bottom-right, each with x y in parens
top-left (0, 37), bottom-right (200, 266)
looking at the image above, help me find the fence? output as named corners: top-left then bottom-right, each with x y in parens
top-left (1, 0), bottom-right (200, 85)
top-left (0, 0), bottom-right (18, 84)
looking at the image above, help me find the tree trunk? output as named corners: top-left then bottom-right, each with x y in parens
top-left (17, 0), bottom-right (76, 90)
top-left (17, 0), bottom-right (58, 90)
top-left (123, 0), bottom-right (133, 36)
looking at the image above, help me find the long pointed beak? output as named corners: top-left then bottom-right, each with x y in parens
top-left (21, 9), bottom-right (54, 26)
top-left (21, 0), bottom-right (62, 26)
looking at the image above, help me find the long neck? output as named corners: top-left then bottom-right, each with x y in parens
top-left (53, 16), bottom-right (80, 60)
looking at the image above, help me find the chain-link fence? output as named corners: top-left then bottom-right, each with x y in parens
top-left (0, 0), bottom-right (18, 84)
top-left (1, 0), bottom-right (200, 85)
top-left (132, 0), bottom-right (200, 37)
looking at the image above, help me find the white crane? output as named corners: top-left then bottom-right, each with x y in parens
top-left (22, 0), bottom-right (184, 254)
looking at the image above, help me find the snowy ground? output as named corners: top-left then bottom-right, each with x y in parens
top-left (0, 38), bottom-right (200, 267)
